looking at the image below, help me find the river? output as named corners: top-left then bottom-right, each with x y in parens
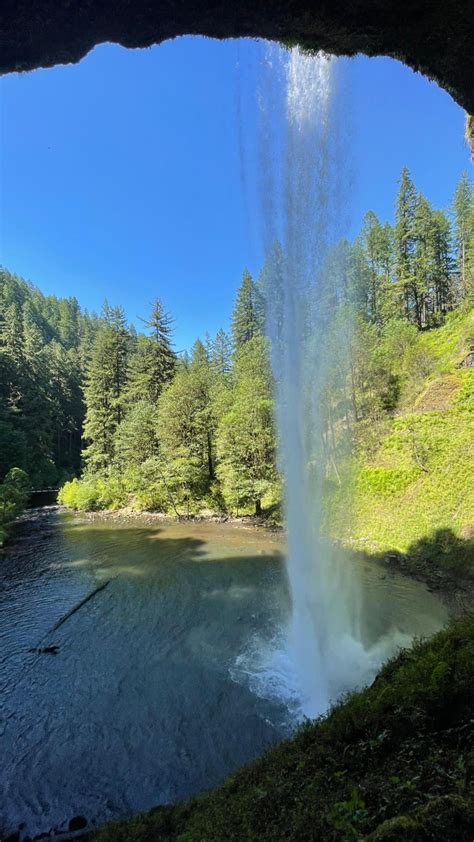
top-left (0, 508), bottom-right (449, 838)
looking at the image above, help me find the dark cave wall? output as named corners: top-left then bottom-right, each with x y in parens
top-left (2, 0), bottom-right (474, 118)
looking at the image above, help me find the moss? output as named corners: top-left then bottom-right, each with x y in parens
top-left (88, 615), bottom-right (474, 841)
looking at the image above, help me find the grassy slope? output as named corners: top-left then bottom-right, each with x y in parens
top-left (89, 616), bottom-right (474, 841)
top-left (334, 309), bottom-right (474, 573)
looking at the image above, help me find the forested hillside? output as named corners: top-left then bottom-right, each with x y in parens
top-left (0, 270), bottom-right (98, 485)
top-left (2, 168), bottom-right (473, 559)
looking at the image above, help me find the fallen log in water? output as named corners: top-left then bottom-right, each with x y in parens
top-left (50, 578), bottom-right (114, 634)
top-left (29, 644), bottom-right (60, 655)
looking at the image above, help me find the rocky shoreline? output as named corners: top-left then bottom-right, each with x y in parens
top-left (72, 505), bottom-right (284, 532)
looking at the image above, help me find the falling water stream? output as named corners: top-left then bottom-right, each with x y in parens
top-left (236, 46), bottom-right (411, 717)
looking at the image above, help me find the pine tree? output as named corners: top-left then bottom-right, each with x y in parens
top-left (82, 311), bottom-right (130, 472)
top-left (127, 298), bottom-right (176, 403)
top-left (156, 351), bottom-right (215, 504)
top-left (114, 401), bottom-right (158, 469)
top-left (191, 337), bottom-right (209, 368)
top-left (0, 269), bottom-right (94, 482)
top-left (453, 172), bottom-right (474, 302)
top-left (395, 167), bottom-right (418, 323)
top-left (431, 210), bottom-right (454, 317)
top-left (101, 303), bottom-right (129, 424)
top-left (210, 329), bottom-right (232, 377)
top-left (412, 195), bottom-right (433, 328)
top-left (231, 270), bottom-right (264, 349)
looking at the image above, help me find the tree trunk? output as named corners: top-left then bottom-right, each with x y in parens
top-left (255, 499), bottom-right (262, 516)
top-left (207, 431), bottom-right (214, 480)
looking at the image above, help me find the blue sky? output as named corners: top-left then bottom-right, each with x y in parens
top-left (0, 37), bottom-right (469, 349)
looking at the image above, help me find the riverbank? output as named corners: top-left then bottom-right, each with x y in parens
top-left (73, 504), bottom-right (282, 530)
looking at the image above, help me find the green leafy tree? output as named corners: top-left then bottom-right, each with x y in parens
top-left (156, 338), bottom-right (217, 505)
top-left (216, 336), bottom-right (277, 514)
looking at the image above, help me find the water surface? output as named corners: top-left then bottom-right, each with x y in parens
top-left (0, 509), bottom-right (448, 837)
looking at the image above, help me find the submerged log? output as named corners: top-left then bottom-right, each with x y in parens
top-left (29, 644), bottom-right (60, 655)
top-left (50, 578), bottom-right (114, 633)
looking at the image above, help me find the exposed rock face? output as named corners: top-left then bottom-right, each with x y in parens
top-left (2, 0), bottom-right (474, 117)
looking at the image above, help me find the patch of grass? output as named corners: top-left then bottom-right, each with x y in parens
top-left (87, 615), bottom-right (474, 841)
top-left (343, 406), bottom-right (474, 563)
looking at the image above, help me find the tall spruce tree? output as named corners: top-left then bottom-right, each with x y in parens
top-left (82, 307), bottom-right (130, 472)
top-left (231, 270), bottom-right (264, 349)
top-left (210, 328), bottom-right (232, 377)
top-left (431, 210), bottom-right (454, 317)
top-left (395, 167), bottom-right (418, 323)
top-left (453, 171), bottom-right (474, 302)
top-left (127, 298), bottom-right (176, 403)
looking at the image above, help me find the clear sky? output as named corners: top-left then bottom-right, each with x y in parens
top-left (0, 37), bottom-right (470, 350)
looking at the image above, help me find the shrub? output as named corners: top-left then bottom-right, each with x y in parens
top-left (58, 474), bottom-right (128, 511)
top-left (4, 467), bottom-right (32, 496)
top-left (0, 467), bottom-right (32, 527)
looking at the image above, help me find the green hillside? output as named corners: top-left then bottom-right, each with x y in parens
top-left (330, 309), bottom-right (474, 574)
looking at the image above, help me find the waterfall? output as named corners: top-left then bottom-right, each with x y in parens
top-left (260, 47), bottom-right (362, 717)
top-left (231, 44), bottom-right (383, 720)
top-left (232, 43), bottom-right (408, 720)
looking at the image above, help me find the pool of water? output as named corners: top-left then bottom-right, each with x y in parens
top-left (0, 509), bottom-right (448, 837)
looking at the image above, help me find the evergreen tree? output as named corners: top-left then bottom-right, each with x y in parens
top-left (412, 195), bottom-right (433, 327)
top-left (431, 210), bottom-right (454, 317)
top-left (453, 171), bottom-right (474, 302)
top-left (210, 328), bottom-right (232, 377)
top-left (395, 167), bottom-right (418, 323)
top-left (82, 311), bottom-right (130, 472)
top-left (127, 298), bottom-right (176, 403)
top-left (360, 211), bottom-right (387, 327)
top-left (216, 336), bottom-right (276, 515)
top-left (114, 401), bottom-right (158, 469)
top-left (231, 270), bottom-right (264, 349)
top-left (0, 269), bottom-right (93, 483)
top-left (156, 337), bottom-right (217, 503)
